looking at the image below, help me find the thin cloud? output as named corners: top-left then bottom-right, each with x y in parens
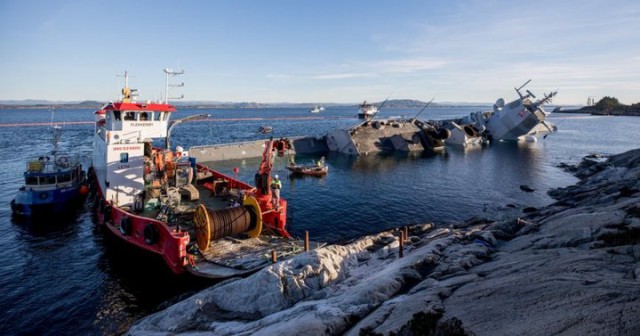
top-left (310, 73), bottom-right (378, 80)
top-left (370, 58), bottom-right (449, 73)
top-left (266, 72), bottom-right (377, 80)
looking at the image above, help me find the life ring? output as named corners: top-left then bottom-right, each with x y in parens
top-left (143, 224), bottom-right (159, 245)
top-left (39, 192), bottom-right (49, 200)
top-left (120, 217), bottom-right (133, 236)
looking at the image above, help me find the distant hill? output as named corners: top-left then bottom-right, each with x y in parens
top-left (0, 100), bottom-right (102, 109)
top-left (554, 97), bottom-right (640, 116)
top-left (0, 98), bottom-right (492, 110)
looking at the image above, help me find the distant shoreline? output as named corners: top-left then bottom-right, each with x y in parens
top-left (0, 99), bottom-right (492, 110)
top-left (554, 106), bottom-right (640, 116)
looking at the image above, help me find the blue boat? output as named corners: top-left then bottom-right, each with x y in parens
top-left (10, 125), bottom-right (87, 216)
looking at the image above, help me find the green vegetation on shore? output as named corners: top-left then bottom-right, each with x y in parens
top-left (579, 96), bottom-right (640, 116)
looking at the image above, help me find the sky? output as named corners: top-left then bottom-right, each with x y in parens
top-left (0, 0), bottom-right (639, 104)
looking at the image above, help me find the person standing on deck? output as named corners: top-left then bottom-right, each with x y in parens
top-left (270, 175), bottom-right (282, 210)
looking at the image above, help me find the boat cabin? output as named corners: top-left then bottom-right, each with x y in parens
top-left (95, 102), bottom-right (175, 141)
top-left (93, 99), bottom-right (177, 208)
top-left (23, 156), bottom-right (82, 191)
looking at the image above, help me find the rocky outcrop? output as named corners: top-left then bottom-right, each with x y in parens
top-left (128, 148), bottom-right (640, 336)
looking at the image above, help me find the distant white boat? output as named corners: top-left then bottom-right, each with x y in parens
top-left (309, 105), bottom-right (325, 113)
top-left (358, 101), bottom-right (378, 119)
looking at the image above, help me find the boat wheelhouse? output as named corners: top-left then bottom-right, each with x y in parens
top-left (11, 153), bottom-right (85, 216)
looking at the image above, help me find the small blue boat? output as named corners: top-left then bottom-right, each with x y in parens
top-left (10, 125), bottom-right (87, 216)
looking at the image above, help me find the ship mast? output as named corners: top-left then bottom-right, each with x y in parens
top-left (164, 68), bottom-right (184, 103)
top-left (118, 71), bottom-right (138, 103)
top-left (49, 107), bottom-right (62, 156)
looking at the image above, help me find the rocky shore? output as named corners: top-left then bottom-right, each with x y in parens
top-left (128, 148), bottom-right (640, 336)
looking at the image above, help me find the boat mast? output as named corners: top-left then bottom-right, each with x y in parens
top-left (49, 107), bottom-right (62, 156)
top-left (164, 68), bottom-right (184, 103)
top-left (118, 71), bottom-right (138, 103)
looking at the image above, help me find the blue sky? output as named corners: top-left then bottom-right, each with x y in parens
top-left (1, 0), bottom-right (638, 104)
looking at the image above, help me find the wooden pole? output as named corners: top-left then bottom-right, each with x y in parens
top-left (271, 250), bottom-right (277, 263)
top-left (304, 230), bottom-right (310, 252)
top-left (399, 230), bottom-right (404, 258)
top-left (404, 226), bottom-right (409, 242)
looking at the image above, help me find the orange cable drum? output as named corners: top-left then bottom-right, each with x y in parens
top-left (193, 197), bottom-right (263, 251)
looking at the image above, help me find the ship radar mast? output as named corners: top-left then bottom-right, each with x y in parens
top-left (117, 71), bottom-right (138, 103)
top-left (164, 68), bottom-right (184, 103)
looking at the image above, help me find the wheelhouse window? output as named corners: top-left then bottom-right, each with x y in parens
top-left (113, 110), bottom-right (122, 121)
top-left (43, 176), bottom-right (56, 185)
top-left (124, 112), bottom-right (135, 120)
top-left (120, 153), bottom-right (129, 163)
top-left (58, 173), bottom-right (71, 183)
top-left (153, 112), bottom-right (162, 121)
top-left (140, 112), bottom-right (149, 121)
top-left (26, 176), bottom-right (39, 185)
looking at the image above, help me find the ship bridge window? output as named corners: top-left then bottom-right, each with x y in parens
top-left (43, 176), bottom-right (56, 185)
top-left (124, 112), bottom-right (135, 121)
top-left (113, 111), bottom-right (122, 121)
top-left (26, 176), bottom-right (39, 185)
top-left (58, 173), bottom-right (71, 183)
top-left (120, 153), bottom-right (129, 163)
top-left (153, 112), bottom-right (161, 121)
top-left (140, 112), bottom-right (149, 121)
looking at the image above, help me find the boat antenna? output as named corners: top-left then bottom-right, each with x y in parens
top-left (410, 97), bottom-right (436, 122)
top-left (515, 79), bottom-right (532, 99)
top-left (164, 68), bottom-right (185, 103)
top-left (117, 71), bottom-right (139, 103)
top-left (49, 106), bottom-right (62, 156)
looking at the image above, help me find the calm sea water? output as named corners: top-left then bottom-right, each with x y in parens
top-left (1, 106), bottom-right (639, 335)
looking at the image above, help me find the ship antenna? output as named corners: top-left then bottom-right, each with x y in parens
top-left (411, 97), bottom-right (436, 122)
top-left (117, 71), bottom-right (138, 102)
top-left (515, 79), bottom-right (532, 99)
top-left (49, 106), bottom-right (62, 156)
top-left (164, 68), bottom-right (185, 103)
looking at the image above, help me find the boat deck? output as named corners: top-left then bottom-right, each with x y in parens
top-left (128, 173), bottom-right (317, 279)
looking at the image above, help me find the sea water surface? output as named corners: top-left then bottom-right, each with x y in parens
top-left (1, 106), bottom-right (639, 335)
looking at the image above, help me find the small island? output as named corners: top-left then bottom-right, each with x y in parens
top-left (559, 96), bottom-right (640, 116)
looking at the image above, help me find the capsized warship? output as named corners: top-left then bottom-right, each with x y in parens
top-left (326, 98), bottom-right (450, 155)
top-left (445, 80), bottom-right (558, 146)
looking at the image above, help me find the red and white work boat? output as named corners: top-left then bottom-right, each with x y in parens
top-left (89, 71), bottom-right (312, 278)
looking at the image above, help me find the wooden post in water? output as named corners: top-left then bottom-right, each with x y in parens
top-left (271, 250), bottom-right (277, 263)
top-left (399, 230), bottom-right (404, 258)
top-left (304, 230), bottom-right (310, 252)
top-left (404, 226), bottom-right (409, 242)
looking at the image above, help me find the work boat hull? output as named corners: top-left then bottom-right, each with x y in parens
top-left (11, 187), bottom-right (83, 216)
